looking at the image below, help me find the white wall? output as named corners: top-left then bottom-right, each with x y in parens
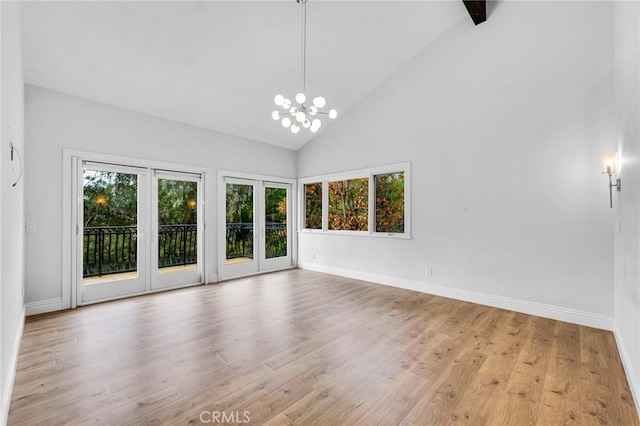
top-left (297, 2), bottom-right (615, 323)
top-left (1, 1), bottom-right (25, 423)
top-left (24, 85), bottom-right (296, 308)
top-left (613, 0), bottom-right (640, 411)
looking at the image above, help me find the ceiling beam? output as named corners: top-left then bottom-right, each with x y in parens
top-left (462, 0), bottom-right (486, 25)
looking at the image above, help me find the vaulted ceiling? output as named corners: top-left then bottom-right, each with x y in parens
top-left (20, 1), bottom-right (473, 150)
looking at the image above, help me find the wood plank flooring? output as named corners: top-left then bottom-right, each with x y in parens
top-left (8, 269), bottom-right (639, 425)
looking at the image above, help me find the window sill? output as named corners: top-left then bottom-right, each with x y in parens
top-left (298, 229), bottom-right (412, 240)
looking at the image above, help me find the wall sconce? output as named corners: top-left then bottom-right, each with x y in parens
top-left (602, 152), bottom-right (621, 208)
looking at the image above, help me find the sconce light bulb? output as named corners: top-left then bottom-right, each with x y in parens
top-left (602, 152), bottom-right (617, 175)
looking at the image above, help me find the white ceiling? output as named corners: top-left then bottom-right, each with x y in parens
top-left (20, 1), bottom-right (468, 150)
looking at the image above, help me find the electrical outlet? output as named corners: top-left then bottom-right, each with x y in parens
top-left (426, 267), bottom-right (433, 277)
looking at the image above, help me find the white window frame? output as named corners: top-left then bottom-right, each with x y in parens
top-left (298, 162), bottom-right (411, 239)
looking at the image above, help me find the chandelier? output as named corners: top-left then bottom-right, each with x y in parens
top-left (272, 0), bottom-right (337, 134)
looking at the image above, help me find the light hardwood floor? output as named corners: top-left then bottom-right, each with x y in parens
top-left (8, 269), bottom-right (639, 425)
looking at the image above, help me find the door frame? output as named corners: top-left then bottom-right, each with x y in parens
top-left (217, 170), bottom-right (297, 280)
top-left (63, 149), bottom-right (213, 309)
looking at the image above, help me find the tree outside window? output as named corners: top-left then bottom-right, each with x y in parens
top-left (304, 182), bottom-right (322, 229)
top-left (328, 178), bottom-right (368, 231)
top-left (375, 172), bottom-right (404, 233)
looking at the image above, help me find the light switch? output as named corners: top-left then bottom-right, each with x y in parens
top-left (25, 222), bottom-right (36, 233)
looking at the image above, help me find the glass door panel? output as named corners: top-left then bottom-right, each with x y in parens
top-left (262, 184), bottom-right (292, 271)
top-left (223, 179), bottom-right (259, 278)
top-left (152, 173), bottom-right (203, 290)
top-left (80, 163), bottom-right (147, 303)
top-left (265, 187), bottom-right (287, 259)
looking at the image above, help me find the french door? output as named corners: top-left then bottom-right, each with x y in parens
top-left (80, 163), bottom-right (148, 303)
top-left (152, 171), bottom-right (203, 291)
top-left (77, 161), bottom-right (203, 305)
top-left (222, 177), bottom-right (293, 280)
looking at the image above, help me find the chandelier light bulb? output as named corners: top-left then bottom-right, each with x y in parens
top-left (295, 112), bottom-right (306, 123)
top-left (296, 93), bottom-right (306, 104)
top-left (290, 106), bottom-right (297, 114)
top-left (281, 117), bottom-right (292, 128)
top-left (308, 106), bottom-right (318, 115)
top-left (302, 119), bottom-right (311, 128)
top-left (282, 98), bottom-right (292, 109)
top-left (291, 124), bottom-right (300, 134)
top-left (272, 111), bottom-right (280, 120)
top-left (310, 126), bottom-right (318, 133)
top-left (312, 97), bottom-right (326, 108)
top-left (312, 119), bottom-right (321, 129)
top-left (274, 94), bottom-right (284, 106)
top-left (329, 109), bottom-right (337, 119)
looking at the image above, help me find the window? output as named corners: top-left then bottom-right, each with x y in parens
top-left (375, 172), bottom-right (404, 233)
top-left (299, 162), bottom-right (410, 238)
top-left (328, 178), bottom-right (368, 231)
top-left (304, 182), bottom-right (322, 229)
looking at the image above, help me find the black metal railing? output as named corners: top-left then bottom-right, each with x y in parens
top-left (83, 224), bottom-right (197, 278)
top-left (265, 223), bottom-right (287, 259)
top-left (225, 223), bottom-right (254, 260)
top-left (225, 222), bottom-right (287, 260)
top-left (84, 226), bottom-right (138, 278)
top-left (158, 224), bottom-right (198, 268)
top-left (83, 222), bottom-right (287, 278)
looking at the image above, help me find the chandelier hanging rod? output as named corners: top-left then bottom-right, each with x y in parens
top-left (300, 0), bottom-right (306, 94)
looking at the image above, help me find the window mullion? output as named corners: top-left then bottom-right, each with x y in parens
top-left (322, 180), bottom-right (328, 232)
top-left (368, 173), bottom-right (375, 235)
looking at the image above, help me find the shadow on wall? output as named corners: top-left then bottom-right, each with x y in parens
top-left (487, 1), bottom-right (501, 21)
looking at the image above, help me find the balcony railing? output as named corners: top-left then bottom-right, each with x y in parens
top-left (83, 223), bottom-right (287, 278)
top-left (83, 224), bottom-right (197, 278)
top-left (225, 222), bottom-right (287, 260)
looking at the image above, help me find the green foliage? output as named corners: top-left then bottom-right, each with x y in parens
top-left (83, 171), bottom-right (198, 227)
top-left (84, 170), bottom-right (138, 227)
top-left (265, 187), bottom-right (287, 224)
top-left (265, 187), bottom-right (288, 259)
top-left (304, 183), bottom-right (322, 229)
top-left (328, 178), bottom-right (369, 231)
top-left (226, 183), bottom-right (254, 223)
top-left (158, 179), bottom-right (197, 225)
top-left (375, 172), bottom-right (405, 233)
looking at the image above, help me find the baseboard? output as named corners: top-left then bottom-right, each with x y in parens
top-left (1, 304), bottom-right (25, 425)
top-left (613, 321), bottom-right (640, 419)
top-left (26, 298), bottom-right (63, 316)
top-left (298, 262), bottom-right (614, 331)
